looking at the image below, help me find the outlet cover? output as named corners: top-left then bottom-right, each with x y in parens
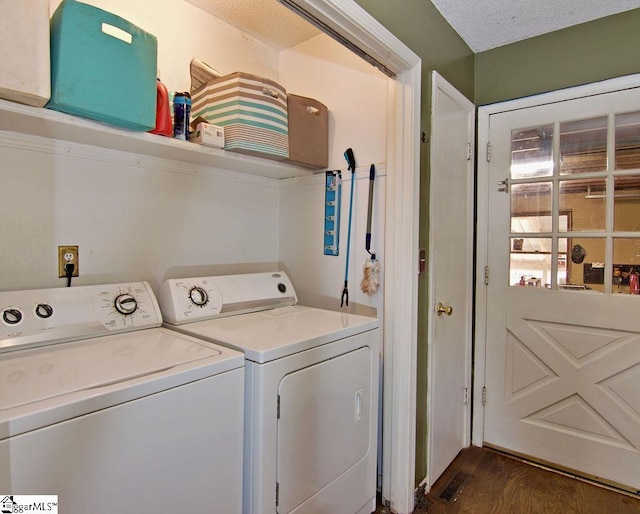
top-left (58, 245), bottom-right (79, 278)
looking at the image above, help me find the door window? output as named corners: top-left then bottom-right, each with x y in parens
top-left (509, 113), bottom-right (640, 294)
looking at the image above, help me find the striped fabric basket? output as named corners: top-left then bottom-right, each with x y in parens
top-left (191, 72), bottom-right (288, 161)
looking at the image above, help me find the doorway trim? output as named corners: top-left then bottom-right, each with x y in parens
top-left (290, 1), bottom-right (422, 512)
top-left (473, 72), bottom-right (640, 447)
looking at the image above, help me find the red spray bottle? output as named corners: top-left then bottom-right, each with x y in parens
top-left (150, 78), bottom-right (172, 136)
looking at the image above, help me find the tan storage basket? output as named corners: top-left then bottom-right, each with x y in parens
top-left (286, 94), bottom-right (328, 169)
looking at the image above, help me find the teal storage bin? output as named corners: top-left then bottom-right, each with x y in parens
top-left (47, 0), bottom-right (157, 131)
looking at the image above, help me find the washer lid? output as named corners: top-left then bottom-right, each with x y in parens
top-left (174, 305), bottom-right (379, 363)
top-left (0, 328), bottom-right (226, 411)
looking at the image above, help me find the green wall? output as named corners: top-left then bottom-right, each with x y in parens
top-left (355, 2), bottom-right (640, 489)
top-left (354, 0), bottom-right (474, 487)
top-left (475, 8), bottom-right (640, 105)
top-left (355, 0), bottom-right (474, 101)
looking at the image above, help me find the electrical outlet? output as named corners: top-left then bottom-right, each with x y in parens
top-left (58, 245), bottom-right (79, 278)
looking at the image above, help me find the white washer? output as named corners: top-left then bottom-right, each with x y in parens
top-left (0, 282), bottom-right (244, 514)
top-left (160, 272), bottom-right (380, 514)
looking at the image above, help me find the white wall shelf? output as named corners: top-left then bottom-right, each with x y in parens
top-left (0, 98), bottom-right (314, 180)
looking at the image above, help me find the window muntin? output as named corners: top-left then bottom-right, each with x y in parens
top-left (508, 115), bottom-right (640, 294)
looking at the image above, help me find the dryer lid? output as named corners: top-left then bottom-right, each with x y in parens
top-left (176, 305), bottom-right (378, 363)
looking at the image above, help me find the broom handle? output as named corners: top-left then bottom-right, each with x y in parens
top-left (365, 164), bottom-right (375, 253)
top-left (341, 148), bottom-right (356, 307)
top-left (345, 166), bottom-right (356, 280)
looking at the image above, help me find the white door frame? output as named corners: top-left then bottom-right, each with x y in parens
top-left (473, 73), bottom-right (640, 446)
top-left (291, 1), bottom-right (421, 512)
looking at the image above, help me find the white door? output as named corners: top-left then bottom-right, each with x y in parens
top-left (426, 72), bottom-right (475, 488)
top-left (478, 78), bottom-right (640, 492)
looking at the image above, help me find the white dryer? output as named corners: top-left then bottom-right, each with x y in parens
top-left (160, 272), bottom-right (380, 514)
top-left (0, 282), bottom-right (244, 514)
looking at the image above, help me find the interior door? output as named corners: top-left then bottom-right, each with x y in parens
top-left (426, 72), bottom-right (475, 488)
top-left (481, 83), bottom-right (640, 492)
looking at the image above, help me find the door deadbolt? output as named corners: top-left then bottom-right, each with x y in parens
top-left (436, 302), bottom-right (453, 316)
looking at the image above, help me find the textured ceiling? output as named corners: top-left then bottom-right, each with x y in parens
top-left (430, 0), bottom-right (640, 52)
top-left (183, 0), bottom-right (320, 51)
top-left (184, 0), bottom-right (640, 54)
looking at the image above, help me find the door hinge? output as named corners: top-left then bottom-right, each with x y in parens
top-left (464, 387), bottom-right (470, 405)
top-left (277, 394), bottom-right (281, 419)
top-left (276, 482), bottom-right (279, 508)
top-left (484, 266), bottom-right (489, 286)
top-left (498, 177), bottom-right (509, 193)
top-left (482, 386), bottom-right (487, 406)
top-left (486, 141), bottom-right (491, 162)
top-left (419, 248), bottom-right (426, 274)
top-left (467, 142), bottom-right (472, 161)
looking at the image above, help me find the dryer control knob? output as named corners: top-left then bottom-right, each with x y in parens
top-left (114, 294), bottom-right (138, 316)
top-left (277, 283), bottom-right (287, 293)
top-left (189, 286), bottom-right (209, 307)
top-left (2, 308), bottom-right (22, 325)
top-left (35, 303), bottom-right (54, 319)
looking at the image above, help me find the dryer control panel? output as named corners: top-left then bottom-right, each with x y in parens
top-left (0, 282), bottom-right (162, 353)
top-left (160, 272), bottom-right (297, 325)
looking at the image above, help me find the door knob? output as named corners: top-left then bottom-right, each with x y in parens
top-left (436, 303), bottom-right (453, 316)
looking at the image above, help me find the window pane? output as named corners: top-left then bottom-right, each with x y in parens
top-left (614, 175), bottom-right (640, 231)
top-left (559, 178), bottom-right (606, 232)
top-left (615, 111), bottom-right (640, 171)
top-left (511, 182), bottom-right (552, 230)
top-left (511, 215), bottom-right (551, 233)
top-left (510, 237), bottom-right (552, 288)
top-left (560, 117), bottom-right (607, 175)
top-left (511, 125), bottom-right (553, 179)
top-left (613, 238), bottom-right (640, 295)
top-left (573, 238), bottom-right (606, 293)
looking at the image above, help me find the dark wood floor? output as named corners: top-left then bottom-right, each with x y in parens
top-left (376, 446), bottom-right (640, 514)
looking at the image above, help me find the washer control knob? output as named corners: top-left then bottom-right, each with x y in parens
top-left (114, 294), bottom-right (138, 316)
top-left (2, 308), bottom-right (22, 325)
top-left (189, 286), bottom-right (209, 306)
top-left (35, 303), bottom-right (54, 319)
top-left (277, 283), bottom-right (287, 293)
